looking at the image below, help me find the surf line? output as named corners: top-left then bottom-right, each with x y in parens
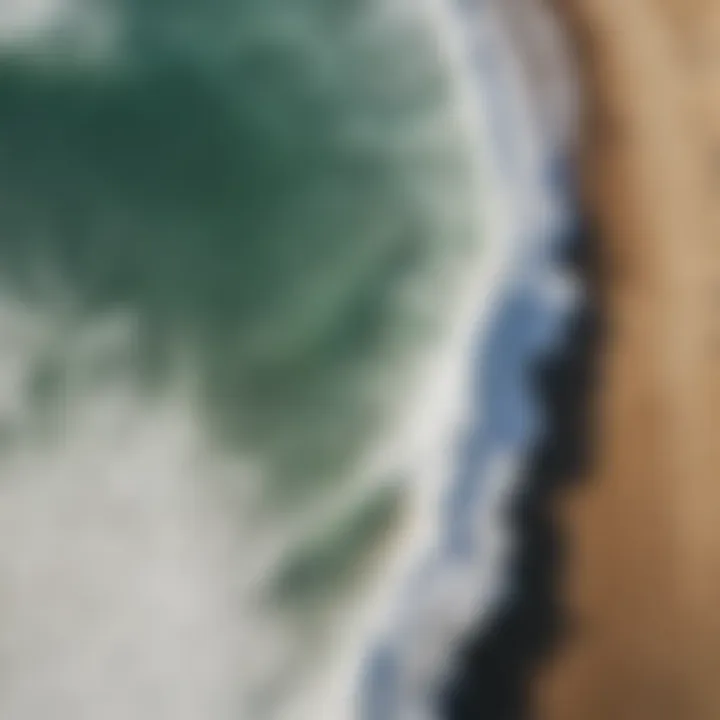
top-left (358, 1), bottom-right (580, 717)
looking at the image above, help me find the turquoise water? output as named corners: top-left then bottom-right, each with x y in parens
top-left (0, 0), bottom-right (489, 717)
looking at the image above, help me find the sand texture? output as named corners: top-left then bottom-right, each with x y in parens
top-left (534, 0), bottom-right (720, 717)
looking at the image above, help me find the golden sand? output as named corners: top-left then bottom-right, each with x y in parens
top-left (534, 0), bottom-right (720, 716)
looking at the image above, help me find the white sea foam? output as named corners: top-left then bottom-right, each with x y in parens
top-left (0, 0), bottom-right (120, 64)
top-left (358, 0), bottom-right (579, 717)
top-left (0, 297), bottom-right (343, 719)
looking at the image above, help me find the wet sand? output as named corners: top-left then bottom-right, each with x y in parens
top-left (534, 0), bottom-right (720, 717)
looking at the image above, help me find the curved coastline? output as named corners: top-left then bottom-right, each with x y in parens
top-left (360, 1), bottom-right (582, 717)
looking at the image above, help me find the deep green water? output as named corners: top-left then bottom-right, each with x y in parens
top-left (0, 0), bottom-right (483, 495)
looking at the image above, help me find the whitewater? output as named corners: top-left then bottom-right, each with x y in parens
top-left (0, 0), bottom-right (577, 719)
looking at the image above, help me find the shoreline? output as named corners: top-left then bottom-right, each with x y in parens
top-left (448, 0), bottom-right (720, 716)
top-left (361, 0), bottom-right (581, 716)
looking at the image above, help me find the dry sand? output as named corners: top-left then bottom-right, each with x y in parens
top-left (533, 0), bottom-right (720, 717)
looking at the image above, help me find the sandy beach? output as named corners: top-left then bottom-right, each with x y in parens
top-left (534, 0), bottom-right (720, 716)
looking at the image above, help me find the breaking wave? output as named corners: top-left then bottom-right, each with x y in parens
top-left (0, 0), bottom-right (577, 718)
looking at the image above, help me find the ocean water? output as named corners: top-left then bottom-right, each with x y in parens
top-left (0, 0), bottom-right (489, 718)
top-left (0, 0), bottom-right (577, 718)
